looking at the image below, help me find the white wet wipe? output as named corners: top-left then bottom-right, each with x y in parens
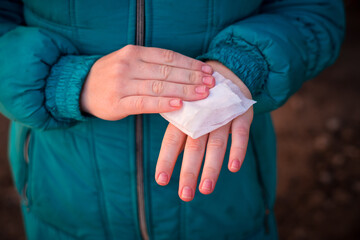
top-left (161, 71), bottom-right (256, 139)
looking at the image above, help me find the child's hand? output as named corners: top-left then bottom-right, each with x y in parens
top-left (155, 61), bottom-right (254, 201)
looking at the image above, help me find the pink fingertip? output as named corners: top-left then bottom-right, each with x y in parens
top-left (157, 172), bottom-right (169, 185)
top-left (202, 76), bottom-right (214, 86)
top-left (230, 160), bottom-right (241, 172)
top-left (201, 179), bottom-right (213, 193)
top-left (180, 186), bottom-right (193, 201)
top-left (195, 86), bottom-right (209, 94)
top-left (201, 65), bottom-right (213, 74)
top-left (170, 99), bottom-right (182, 107)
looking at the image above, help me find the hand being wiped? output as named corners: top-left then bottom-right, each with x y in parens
top-left (155, 60), bottom-right (254, 201)
top-left (161, 71), bottom-right (255, 139)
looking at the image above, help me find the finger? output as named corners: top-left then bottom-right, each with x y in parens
top-left (178, 135), bottom-right (208, 202)
top-left (132, 62), bottom-right (215, 87)
top-left (118, 96), bottom-right (182, 116)
top-left (199, 123), bottom-right (231, 195)
top-left (156, 124), bottom-right (187, 186)
top-left (228, 109), bottom-right (253, 172)
top-left (137, 46), bottom-right (213, 74)
top-left (125, 79), bottom-right (210, 101)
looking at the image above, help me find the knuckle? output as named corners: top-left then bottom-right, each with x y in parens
top-left (164, 132), bottom-right (181, 146)
top-left (207, 137), bottom-right (226, 149)
top-left (116, 60), bottom-right (130, 74)
top-left (123, 44), bottom-right (137, 53)
top-left (152, 81), bottom-right (164, 95)
top-left (135, 97), bottom-right (145, 111)
top-left (186, 139), bottom-right (203, 152)
top-left (159, 65), bottom-right (171, 80)
top-left (163, 49), bottom-right (175, 63)
top-left (182, 85), bottom-right (189, 96)
top-left (203, 166), bottom-right (219, 176)
top-left (121, 45), bottom-right (141, 60)
top-left (233, 145), bottom-right (247, 151)
top-left (189, 71), bottom-right (198, 84)
top-left (157, 159), bottom-right (173, 170)
top-left (181, 172), bottom-right (196, 181)
top-left (233, 126), bottom-right (249, 136)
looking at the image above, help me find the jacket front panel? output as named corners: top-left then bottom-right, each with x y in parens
top-left (2, 0), bottom-right (345, 239)
top-left (143, 116), bottom-right (273, 240)
top-left (22, 0), bottom-right (262, 55)
top-left (12, 1), bottom-right (270, 239)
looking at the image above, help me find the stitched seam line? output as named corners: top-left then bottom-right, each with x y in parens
top-left (24, 5), bottom-right (85, 31)
top-left (202, 0), bottom-right (213, 53)
top-left (69, 0), bottom-right (78, 39)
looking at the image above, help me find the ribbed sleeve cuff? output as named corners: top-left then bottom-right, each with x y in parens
top-left (197, 38), bottom-right (269, 96)
top-left (45, 55), bottom-right (101, 122)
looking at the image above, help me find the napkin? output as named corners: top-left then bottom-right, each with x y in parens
top-left (160, 71), bottom-right (256, 139)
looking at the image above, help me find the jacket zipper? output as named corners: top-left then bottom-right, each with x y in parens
top-left (135, 0), bottom-right (149, 240)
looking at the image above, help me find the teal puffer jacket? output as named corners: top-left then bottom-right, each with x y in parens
top-left (0, 0), bottom-right (345, 239)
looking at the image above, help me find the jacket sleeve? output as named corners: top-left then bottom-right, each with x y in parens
top-left (198, 0), bottom-right (345, 114)
top-left (0, 0), bottom-right (101, 129)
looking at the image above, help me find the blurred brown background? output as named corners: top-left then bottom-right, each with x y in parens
top-left (0, 1), bottom-right (359, 239)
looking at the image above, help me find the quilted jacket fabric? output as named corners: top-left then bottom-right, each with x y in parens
top-left (0, 0), bottom-right (345, 239)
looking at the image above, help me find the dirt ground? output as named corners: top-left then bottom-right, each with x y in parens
top-left (273, 2), bottom-right (360, 239)
top-left (0, 2), bottom-right (359, 240)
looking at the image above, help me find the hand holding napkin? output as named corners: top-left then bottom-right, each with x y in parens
top-left (161, 72), bottom-right (256, 139)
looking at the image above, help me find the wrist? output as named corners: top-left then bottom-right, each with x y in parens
top-left (205, 60), bottom-right (252, 99)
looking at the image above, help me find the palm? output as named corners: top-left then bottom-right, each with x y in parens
top-left (155, 107), bottom-right (253, 201)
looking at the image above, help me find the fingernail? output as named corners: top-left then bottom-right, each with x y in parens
top-left (202, 65), bottom-right (213, 74)
top-left (157, 172), bottom-right (169, 185)
top-left (170, 99), bottom-right (182, 107)
top-left (181, 186), bottom-right (193, 200)
top-left (202, 76), bottom-right (214, 86)
top-left (201, 179), bottom-right (212, 192)
top-left (230, 160), bottom-right (240, 171)
top-left (195, 86), bottom-right (208, 94)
